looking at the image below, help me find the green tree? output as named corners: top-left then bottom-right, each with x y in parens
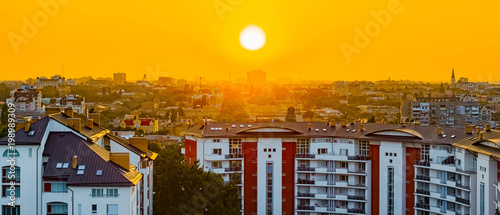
top-left (285, 106), bottom-right (296, 122)
top-left (41, 86), bottom-right (60, 98)
top-left (303, 110), bottom-right (314, 119)
top-left (367, 116), bottom-right (376, 123)
top-left (1, 105), bottom-right (7, 125)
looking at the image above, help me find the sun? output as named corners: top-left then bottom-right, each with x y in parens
top-left (239, 25), bottom-right (266, 51)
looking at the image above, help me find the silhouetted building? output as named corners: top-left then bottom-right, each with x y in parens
top-left (113, 72), bottom-right (126, 85)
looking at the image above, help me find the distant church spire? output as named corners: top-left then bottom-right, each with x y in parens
top-left (451, 68), bottom-right (456, 84)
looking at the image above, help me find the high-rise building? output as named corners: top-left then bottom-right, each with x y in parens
top-left (113, 72), bottom-right (127, 85)
top-left (247, 69), bottom-right (266, 85)
top-left (183, 121), bottom-right (500, 215)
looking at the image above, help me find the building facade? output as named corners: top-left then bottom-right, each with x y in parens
top-left (58, 95), bottom-right (86, 114)
top-left (7, 85), bottom-right (43, 111)
top-left (0, 108), bottom-right (157, 215)
top-left (183, 121), bottom-right (500, 215)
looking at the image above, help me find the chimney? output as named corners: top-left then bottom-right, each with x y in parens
top-left (109, 153), bottom-right (130, 170)
top-left (24, 120), bottom-right (31, 132)
top-left (330, 119), bottom-right (336, 127)
top-left (64, 107), bottom-right (74, 118)
top-left (437, 127), bottom-right (442, 135)
top-left (350, 119), bottom-right (355, 125)
top-left (86, 119), bottom-right (94, 130)
top-left (88, 113), bottom-right (100, 126)
top-left (479, 132), bottom-right (483, 140)
top-left (129, 137), bottom-right (148, 153)
top-left (475, 126), bottom-right (480, 134)
top-left (359, 124), bottom-right (364, 131)
top-left (341, 119), bottom-right (347, 127)
top-left (204, 117), bottom-right (208, 125)
top-left (45, 107), bottom-right (61, 116)
top-left (72, 156), bottom-right (77, 169)
top-left (308, 123), bottom-right (312, 130)
top-left (465, 123), bottom-right (472, 134)
top-left (67, 118), bottom-right (81, 132)
top-left (486, 123), bottom-right (491, 132)
top-left (225, 123), bottom-right (229, 131)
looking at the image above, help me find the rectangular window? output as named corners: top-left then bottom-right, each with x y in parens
top-left (421, 144), bottom-right (430, 161)
top-left (47, 203), bottom-right (68, 214)
top-left (212, 148), bottom-right (222, 155)
top-left (92, 204), bottom-right (97, 213)
top-left (2, 185), bottom-right (20, 197)
top-left (50, 182), bottom-right (68, 192)
top-left (229, 139), bottom-right (242, 155)
top-left (387, 167), bottom-right (395, 215)
top-left (3, 206), bottom-right (20, 215)
top-left (480, 183), bottom-right (485, 215)
top-left (358, 140), bottom-right (370, 156)
top-left (2, 166), bottom-right (20, 183)
top-left (29, 148), bottom-right (32, 158)
top-left (106, 204), bottom-right (118, 215)
top-left (266, 162), bottom-right (273, 215)
top-left (78, 204), bottom-right (82, 215)
top-left (317, 148), bottom-right (327, 154)
top-left (296, 138), bottom-right (310, 154)
top-left (91, 188), bottom-right (104, 197)
top-left (212, 139), bottom-right (220, 143)
top-left (212, 161), bottom-right (222, 169)
top-left (107, 188), bottom-right (118, 197)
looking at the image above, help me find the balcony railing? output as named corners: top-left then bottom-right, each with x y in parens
top-left (347, 195), bottom-right (365, 200)
top-left (348, 169), bottom-right (366, 173)
top-left (225, 167), bottom-right (242, 172)
top-left (297, 205), bottom-right (315, 210)
top-left (416, 203), bottom-right (430, 210)
top-left (415, 160), bottom-right (430, 167)
top-left (456, 183), bottom-right (470, 189)
top-left (456, 197), bottom-right (470, 205)
top-left (416, 189), bottom-right (430, 195)
top-left (347, 155), bottom-right (370, 160)
top-left (297, 166), bottom-right (315, 171)
top-left (225, 154), bottom-right (243, 159)
top-left (416, 174), bottom-right (430, 181)
top-left (347, 208), bottom-right (365, 213)
top-left (296, 154), bottom-right (315, 158)
top-left (297, 192), bottom-right (315, 197)
top-left (297, 179), bottom-right (315, 184)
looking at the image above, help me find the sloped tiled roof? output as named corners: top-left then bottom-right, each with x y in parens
top-left (0, 117), bottom-right (50, 145)
top-left (106, 133), bottom-right (157, 160)
top-left (43, 132), bottom-right (141, 186)
top-left (453, 130), bottom-right (500, 158)
top-left (49, 112), bottom-right (108, 140)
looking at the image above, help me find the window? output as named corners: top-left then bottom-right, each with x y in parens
top-left (106, 204), bottom-right (118, 215)
top-left (318, 148), bottom-right (327, 154)
top-left (45, 182), bottom-right (67, 192)
top-left (480, 183), bottom-right (485, 215)
top-left (358, 140), bottom-right (370, 156)
top-left (212, 148), bottom-right (222, 155)
top-left (29, 148), bottom-right (32, 158)
top-left (92, 188), bottom-right (104, 197)
top-left (2, 149), bottom-right (19, 157)
top-left (107, 188), bottom-right (118, 197)
top-left (47, 202), bottom-right (68, 215)
top-left (2, 166), bottom-right (20, 183)
top-left (266, 162), bottom-right (273, 215)
top-left (2, 185), bottom-right (20, 197)
top-left (92, 204), bottom-right (97, 213)
top-left (212, 139), bottom-right (220, 143)
top-left (421, 144), bottom-right (430, 161)
top-left (212, 161), bottom-right (222, 169)
top-left (387, 167), bottom-right (395, 215)
top-left (339, 175), bottom-right (348, 182)
top-left (296, 138), bottom-right (310, 154)
top-left (78, 204), bottom-right (82, 215)
top-left (2, 206), bottom-right (20, 215)
top-left (229, 139), bottom-right (242, 155)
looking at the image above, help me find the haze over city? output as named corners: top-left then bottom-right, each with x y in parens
top-left (1, 1), bottom-right (500, 82)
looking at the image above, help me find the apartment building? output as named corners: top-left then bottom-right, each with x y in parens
top-left (7, 85), bottom-right (43, 111)
top-left (0, 107), bottom-right (157, 215)
top-left (183, 121), bottom-right (500, 215)
top-left (58, 94), bottom-right (86, 114)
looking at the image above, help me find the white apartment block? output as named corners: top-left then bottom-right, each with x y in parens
top-left (183, 121), bottom-right (500, 215)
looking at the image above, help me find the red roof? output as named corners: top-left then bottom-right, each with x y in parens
top-left (140, 119), bottom-right (154, 126)
top-left (124, 119), bottom-right (134, 126)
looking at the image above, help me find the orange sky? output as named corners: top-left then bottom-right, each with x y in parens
top-left (1, 0), bottom-right (499, 82)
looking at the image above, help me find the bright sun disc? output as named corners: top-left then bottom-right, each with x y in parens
top-left (239, 25), bottom-right (266, 51)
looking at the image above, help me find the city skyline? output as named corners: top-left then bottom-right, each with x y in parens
top-left (1, 1), bottom-right (499, 82)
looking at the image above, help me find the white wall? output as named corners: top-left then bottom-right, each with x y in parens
top-left (256, 138), bottom-right (282, 215)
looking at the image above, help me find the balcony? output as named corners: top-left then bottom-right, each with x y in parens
top-left (225, 154), bottom-right (243, 159)
top-left (297, 166), bottom-right (315, 172)
top-left (456, 183), bottom-right (470, 190)
top-left (416, 174), bottom-right (430, 181)
top-left (297, 205), bottom-right (315, 210)
top-left (224, 167), bottom-right (242, 172)
top-left (415, 189), bottom-right (430, 195)
top-left (348, 169), bottom-right (366, 174)
top-left (456, 197), bottom-right (470, 205)
top-left (297, 192), bottom-right (315, 197)
top-left (347, 195), bottom-right (365, 200)
top-left (296, 154), bottom-right (315, 158)
top-left (347, 155), bottom-right (370, 161)
top-left (347, 208), bottom-right (365, 214)
top-left (348, 183), bottom-right (366, 188)
top-left (415, 160), bottom-right (430, 167)
top-left (416, 203), bottom-right (430, 210)
top-left (297, 179), bottom-right (315, 185)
